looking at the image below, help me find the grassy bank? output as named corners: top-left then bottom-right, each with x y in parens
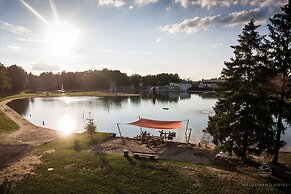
top-left (11, 133), bottom-right (290, 194)
top-left (0, 93), bottom-right (36, 102)
top-left (0, 91), bottom-right (140, 102)
top-left (0, 111), bottom-right (19, 132)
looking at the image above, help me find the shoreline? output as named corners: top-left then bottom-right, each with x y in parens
top-left (0, 91), bottom-right (141, 145)
top-left (0, 92), bottom-right (290, 169)
top-left (0, 92), bottom-right (140, 168)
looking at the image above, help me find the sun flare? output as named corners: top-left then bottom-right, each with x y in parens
top-left (44, 21), bottom-right (80, 53)
top-left (57, 114), bottom-right (76, 135)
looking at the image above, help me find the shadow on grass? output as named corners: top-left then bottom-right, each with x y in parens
top-left (98, 153), bottom-right (112, 171)
top-left (125, 156), bottom-right (136, 165)
top-left (0, 143), bottom-right (32, 169)
top-left (209, 156), bottom-right (291, 193)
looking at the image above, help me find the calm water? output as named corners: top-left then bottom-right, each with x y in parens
top-left (7, 93), bottom-right (291, 151)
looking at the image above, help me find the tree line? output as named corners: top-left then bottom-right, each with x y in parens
top-left (208, 4), bottom-right (290, 164)
top-left (0, 65), bottom-right (186, 96)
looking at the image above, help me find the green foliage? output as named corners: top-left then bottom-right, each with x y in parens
top-left (267, 4), bottom-right (291, 163)
top-left (0, 111), bottom-right (19, 132)
top-left (0, 64), bottom-right (189, 96)
top-left (0, 64), bottom-right (11, 97)
top-left (7, 65), bottom-right (28, 94)
top-left (208, 20), bottom-right (274, 159)
top-left (85, 119), bottom-right (97, 140)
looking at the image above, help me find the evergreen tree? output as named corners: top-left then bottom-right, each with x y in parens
top-left (7, 65), bottom-right (28, 93)
top-left (208, 20), bottom-right (274, 159)
top-left (85, 118), bottom-right (97, 140)
top-left (0, 64), bottom-right (11, 96)
top-left (267, 3), bottom-right (291, 164)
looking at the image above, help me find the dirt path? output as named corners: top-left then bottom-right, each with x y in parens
top-left (0, 98), bottom-right (57, 182)
top-left (0, 98), bottom-right (57, 146)
top-left (96, 137), bottom-right (213, 164)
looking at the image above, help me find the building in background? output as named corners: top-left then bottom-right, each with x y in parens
top-left (198, 79), bottom-right (225, 90)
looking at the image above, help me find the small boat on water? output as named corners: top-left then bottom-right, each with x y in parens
top-left (162, 107), bottom-right (169, 110)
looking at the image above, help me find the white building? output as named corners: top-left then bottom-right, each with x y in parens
top-left (169, 82), bottom-right (192, 91)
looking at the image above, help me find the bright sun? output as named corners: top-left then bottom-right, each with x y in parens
top-left (45, 21), bottom-right (80, 53)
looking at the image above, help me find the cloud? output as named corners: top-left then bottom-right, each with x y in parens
top-left (174, 0), bottom-right (189, 8)
top-left (175, 0), bottom-right (287, 9)
top-left (156, 38), bottom-right (162, 43)
top-left (16, 38), bottom-right (44, 43)
top-left (97, 49), bottom-right (119, 54)
top-left (30, 62), bottom-right (60, 71)
top-left (191, 0), bottom-right (239, 9)
top-left (8, 45), bottom-right (21, 50)
top-left (221, 8), bottom-right (266, 27)
top-left (0, 20), bottom-right (40, 37)
top-left (160, 8), bottom-right (268, 34)
top-left (135, 0), bottom-right (159, 5)
top-left (249, 0), bottom-right (288, 7)
top-left (210, 42), bottom-right (223, 48)
top-left (97, 0), bottom-right (126, 7)
top-left (161, 15), bottom-right (220, 33)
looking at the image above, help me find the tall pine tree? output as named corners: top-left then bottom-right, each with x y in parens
top-left (267, 3), bottom-right (291, 164)
top-left (208, 20), bottom-right (274, 159)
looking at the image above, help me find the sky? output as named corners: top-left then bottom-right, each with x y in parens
top-left (0, 0), bottom-right (288, 80)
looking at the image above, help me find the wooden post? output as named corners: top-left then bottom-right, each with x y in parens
top-left (185, 119), bottom-right (190, 143)
top-left (139, 116), bottom-right (143, 134)
top-left (117, 123), bottom-right (125, 145)
top-left (117, 123), bottom-right (122, 137)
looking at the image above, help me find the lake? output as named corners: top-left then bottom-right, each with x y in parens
top-left (7, 93), bottom-right (291, 152)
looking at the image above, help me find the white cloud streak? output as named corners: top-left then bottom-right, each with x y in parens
top-left (161, 8), bottom-right (267, 33)
top-left (97, 0), bottom-right (126, 7)
top-left (210, 42), bottom-right (223, 48)
top-left (8, 45), bottom-right (21, 50)
top-left (135, 0), bottom-right (159, 5)
top-left (175, 0), bottom-right (287, 9)
top-left (97, 49), bottom-right (119, 54)
top-left (161, 15), bottom-right (220, 33)
top-left (17, 38), bottom-right (44, 43)
top-left (0, 20), bottom-right (40, 38)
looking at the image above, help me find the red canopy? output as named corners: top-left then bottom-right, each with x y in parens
top-left (128, 118), bottom-right (183, 129)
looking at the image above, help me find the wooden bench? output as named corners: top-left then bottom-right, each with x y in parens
top-left (132, 152), bottom-right (158, 159)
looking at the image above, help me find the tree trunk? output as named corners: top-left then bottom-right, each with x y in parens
top-left (272, 91), bottom-right (285, 164)
top-left (272, 112), bottom-right (283, 164)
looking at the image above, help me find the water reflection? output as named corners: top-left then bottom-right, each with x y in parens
top-left (7, 98), bottom-right (30, 116)
top-left (57, 114), bottom-right (76, 135)
top-left (7, 93), bottom-right (291, 152)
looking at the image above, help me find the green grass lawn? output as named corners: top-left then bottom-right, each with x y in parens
top-left (0, 111), bottom-right (19, 132)
top-left (11, 133), bottom-right (290, 194)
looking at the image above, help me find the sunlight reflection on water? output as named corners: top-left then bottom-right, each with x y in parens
top-left (57, 114), bottom-right (76, 135)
